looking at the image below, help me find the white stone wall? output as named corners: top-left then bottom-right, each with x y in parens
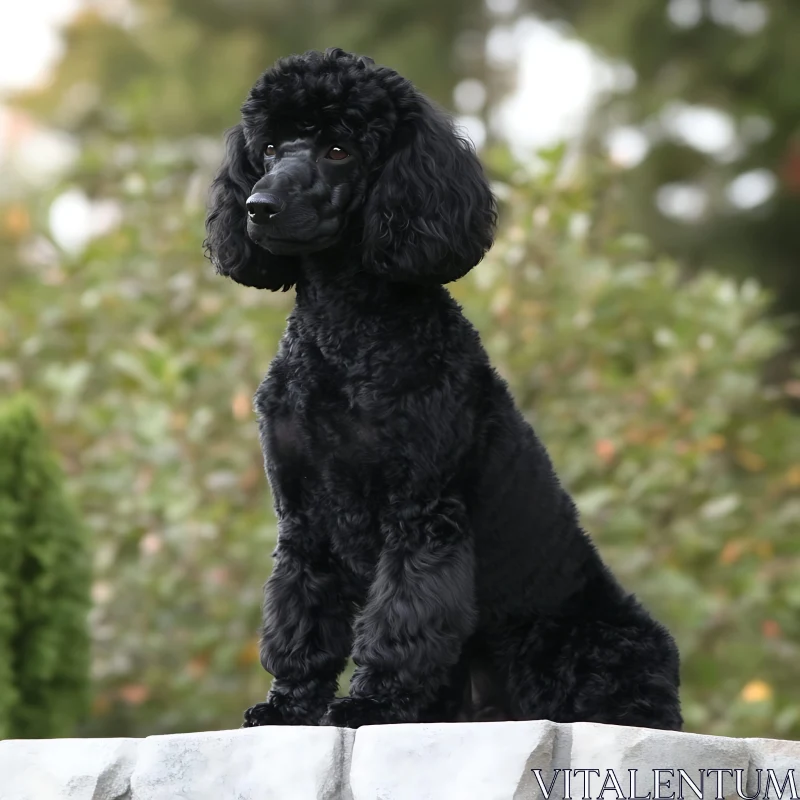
top-left (1, 721), bottom-right (798, 800)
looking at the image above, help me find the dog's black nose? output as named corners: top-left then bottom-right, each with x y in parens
top-left (246, 193), bottom-right (285, 225)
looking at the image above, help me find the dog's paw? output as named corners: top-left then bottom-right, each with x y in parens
top-left (320, 697), bottom-right (389, 728)
top-left (242, 700), bottom-right (295, 727)
top-left (320, 696), bottom-right (417, 728)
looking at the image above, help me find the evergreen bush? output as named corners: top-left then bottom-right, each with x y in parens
top-left (0, 395), bottom-right (91, 739)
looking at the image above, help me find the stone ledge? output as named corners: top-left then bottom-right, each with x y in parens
top-left (1, 721), bottom-right (798, 800)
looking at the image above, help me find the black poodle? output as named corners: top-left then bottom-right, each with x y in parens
top-left (205, 48), bottom-right (682, 731)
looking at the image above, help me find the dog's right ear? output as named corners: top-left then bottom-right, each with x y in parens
top-left (204, 124), bottom-right (298, 291)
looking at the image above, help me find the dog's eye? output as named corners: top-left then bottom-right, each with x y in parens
top-left (264, 144), bottom-right (276, 158)
top-left (325, 146), bottom-right (349, 161)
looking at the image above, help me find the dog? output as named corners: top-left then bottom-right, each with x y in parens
top-left (204, 47), bottom-right (683, 730)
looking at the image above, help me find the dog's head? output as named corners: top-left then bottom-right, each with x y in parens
top-left (204, 48), bottom-right (497, 291)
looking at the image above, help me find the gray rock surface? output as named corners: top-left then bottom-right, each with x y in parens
top-left (350, 720), bottom-right (555, 800)
top-left (0, 737), bottom-right (139, 800)
top-left (1, 721), bottom-right (797, 800)
top-left (129, 726), bottom-right (354, 800)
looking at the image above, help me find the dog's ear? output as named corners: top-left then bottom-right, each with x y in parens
top-left (204, 124), bottom-right (298, 291)
top-left (362, 96), bottom-right (497, 285)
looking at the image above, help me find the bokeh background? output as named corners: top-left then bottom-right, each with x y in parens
top-left (0, 0), bottom-right (798, 741)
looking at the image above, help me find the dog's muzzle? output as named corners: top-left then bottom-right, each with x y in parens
top-left (246, 193), bottom-right (286, 225)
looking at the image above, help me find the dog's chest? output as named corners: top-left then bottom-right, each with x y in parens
top-left (257, 340), bottom-right (395, 481)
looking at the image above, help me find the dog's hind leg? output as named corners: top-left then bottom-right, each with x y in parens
top-left (489, 602), bottom-right (683, 731)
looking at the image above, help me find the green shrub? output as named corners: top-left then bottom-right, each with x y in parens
top-left (0, 395), bottom-right (91, 738)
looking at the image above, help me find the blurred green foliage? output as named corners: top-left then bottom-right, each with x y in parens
top-left (12, 0), bottom-right (489, 139)
top-left (527, 0), bottom-right (800, 318)
top-left (0, 0), bottom-right (798, 740)
top-left (0, 396), bottom-right (91, 739)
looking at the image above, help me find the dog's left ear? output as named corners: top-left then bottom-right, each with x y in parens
top-left (362, 95), bottom-right (497, 284)
top-left (204, 124), bottom-right (299, 291)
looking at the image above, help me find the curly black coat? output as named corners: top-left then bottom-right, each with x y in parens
top-left (204, 48), bottom-right (682, 731)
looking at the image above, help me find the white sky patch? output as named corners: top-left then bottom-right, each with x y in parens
top-left (453, 79), bottom-right (488, 115)
top-left (605, 126), bottom-right (649, 169)
top-left (667, 0), bottom-right (704, 29)
top-left (661, 102), bottom-right (737, 156)
top-left (726, 169), bottom-right (776, 210)
top-left (656, 182), bottom-right (709, 222)
top-left (495, 18), bottom-right (622, 156)
top-left (49, 188), bottom-right (123, 252)
top-left (49, 188), bottom-right (94, 252)
top-left (0, 0), bottom-right (83, 92)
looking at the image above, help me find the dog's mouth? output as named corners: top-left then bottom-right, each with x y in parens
top-left (253, 232), bottom-right (339, 256)
top-left (247, 221), bottom-right (341, 255)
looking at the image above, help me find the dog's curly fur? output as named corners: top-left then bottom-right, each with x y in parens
top-left (205, 48), bottom-right (683, 731)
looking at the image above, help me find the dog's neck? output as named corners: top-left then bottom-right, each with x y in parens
top-left (287, 249), bottom-right (451, 365)
top-left (294, 249), bottom-right (446, 323)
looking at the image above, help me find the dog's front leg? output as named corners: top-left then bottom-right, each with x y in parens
top-left (242, 512), bottom-right (358, 727)
top-left (320, 495), bottom-right (477, 728)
